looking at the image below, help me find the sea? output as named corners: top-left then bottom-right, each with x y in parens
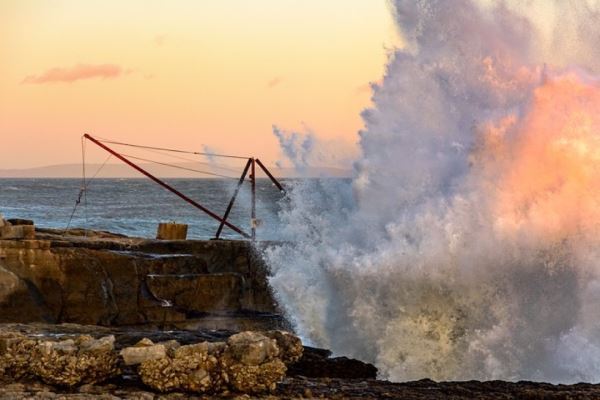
top-left (0, 178), bottom-right (288, 240)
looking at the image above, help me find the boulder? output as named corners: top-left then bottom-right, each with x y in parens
top-left (29, 336), bottom-right (120, 386)
top-left (219, 332), bottom-right (286, 394)
top-left (120, 340), bottom-right (167, 366)
top-left (287, 346), bottom-right (378, 379)
top-left (79, 335), bottom-right (115, 353)
top-left (138, 341), bottom-right (221, 393)
top-left (222, 359), bottom-right (287, 394)
top-left (225, 331), bottom-right (279, 366)
top-left (264, 330), bottom-right (303, 364)
top-left (0, 225), bottom-right (35, 240)
top-left (0, 332), bottom-right (35, 380)
top-left (0, 334), bottom-right (119, 386)
top-left (134, 331), bottom-right (296, 394)
top-left (0, 328), bottom-right (302, 395)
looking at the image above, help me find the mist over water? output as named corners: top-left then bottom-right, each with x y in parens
top-left (264, 0), bottom-right (600, 383)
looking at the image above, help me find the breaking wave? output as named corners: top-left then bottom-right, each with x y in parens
top-left (264, 0), bottom-right (600, 383)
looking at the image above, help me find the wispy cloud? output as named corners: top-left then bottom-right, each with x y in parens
top-left (22, 63), bottom-right (124, 84)
top-left (153, 34), bottom-right (167, 47)
top-left (267, 77), bottom-right (283, 89)
top-left (355, 81), bottom-right (374, 94)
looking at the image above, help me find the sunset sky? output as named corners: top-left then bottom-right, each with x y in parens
top-left (0, 1), bottom-right (398, 171)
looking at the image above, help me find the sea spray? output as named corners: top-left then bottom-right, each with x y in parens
top-left (264, 0), bottom-right (600, 383)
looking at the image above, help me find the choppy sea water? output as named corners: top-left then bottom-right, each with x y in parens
top-left (0, 178), bottom-right (289, 240)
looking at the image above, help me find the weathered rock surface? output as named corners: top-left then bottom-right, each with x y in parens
top-left (4, 376), bottom-right (600, 399)
top-left (138, 341), bottom-right (221, 393)
top-left (2, 323), bottom-right (599, 399)
top-left (0, 227), bottom-right (282, 330)
top-left (0, 325), bottom-right (302, 395)
top-left (1, 333), bottom-right (120, 387)
top-left (120, 340), bottom-right (167, 366)
top-left (288, 346), bottom-right (378, 379)
top-left (137, 331), bottom-right (297, 394)
top-left (0, 216), bottom-right (35, 240)
top-left (264, 330), bottom-right (303, 365)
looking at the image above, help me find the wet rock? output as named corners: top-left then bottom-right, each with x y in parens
top-left (264, 330), bottom-right (303, 364)
top-left (287, 346), bottom-right (378, 379)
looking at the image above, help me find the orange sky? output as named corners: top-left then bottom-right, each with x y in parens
top-left (0, 1), bottom-right (398, 170)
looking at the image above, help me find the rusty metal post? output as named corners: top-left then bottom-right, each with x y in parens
top-left (215, 158), bottom-right (252, 239)
top-left (251, 158), bottom-right (256, 241)
top-left (83, 134), bottom-right (250, 239)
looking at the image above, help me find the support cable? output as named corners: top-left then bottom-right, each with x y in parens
top-left (141, 147), bottom-right (241, 174)
top-left (94, 136), bottom-right (248, 159)
top-left (64, 151), bottom-right (113, 233)
top-left (119, 153), bottom-right (239, 179)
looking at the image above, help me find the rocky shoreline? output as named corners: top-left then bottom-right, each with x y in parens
top-left (0, 322), bottom-right (379, 399)
top-left (1, 223), bottom-right (600, 398)
top-left (0, 224), bottom-right (282, 330)
top-left (2, 324), bottom-right (600, 399)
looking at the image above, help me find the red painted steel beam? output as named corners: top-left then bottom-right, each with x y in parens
top-left (83, 134), bottom-right (250, 239)
top-left (251, 158), bottom-right (256, 241)
top-left (215, 158), bottom-right (252, 239)
top-left (255, 158), bottom-right (285, 192)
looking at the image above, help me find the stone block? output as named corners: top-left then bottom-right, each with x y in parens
top-left (120, 344), bottom-right (167, 366)
top-left (6, 219), bottom-right (33, 226)
top-left (156, 222), bottom-right (188, 240)
top-left (0, 225), bottom-right (35, 240)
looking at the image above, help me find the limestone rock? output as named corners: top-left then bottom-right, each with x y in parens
top-left (135, 338), bottom-right (155, 347)
top-left (79, 335), bottom-right (115, 353)
top-left (121, 343), bottom-right (167, 366)
top-left (0, 232), bottom-right (279, 327)
top-left (0, 224), bottom-right (35, 240)
top-left (158, 339), bottom-right (180, 357)
top-left (225, 331), bottom-right (279, 366)
top-left (264, 330), bottom-right (303, 364)
top-left (0, 332), bottom-right (35, 380)
top-left (138, 341), bottom-right (219, 393)
top-left (0, 266), bottom-right (26, 304)
top-left (29, 336), bottom-right (120, 386)
top-left (218, 332), bottom-right (286, 394)
top-left (135, 331), bottom-right (296, 394)
top-left (0, 333), bottom-right (119, 386)
top-left (223, 359), bottom-right (287, 394)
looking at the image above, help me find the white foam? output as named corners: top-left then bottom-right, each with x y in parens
top-left (264, 0), bottom-right (600, 383)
